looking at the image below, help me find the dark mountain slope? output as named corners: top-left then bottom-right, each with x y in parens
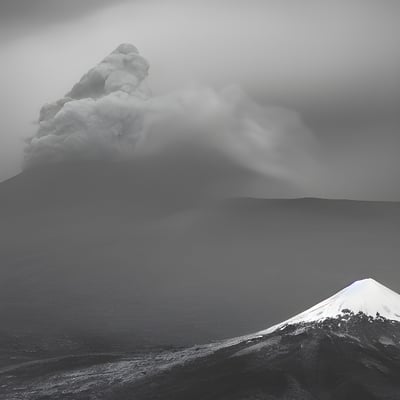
top-left (112, 316), bottom-right (400, 400)
top-left (0, 162), bottom-right (399, 350)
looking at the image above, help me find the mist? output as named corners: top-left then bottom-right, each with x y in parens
top-left (1, 0), bottom-right (400, 199)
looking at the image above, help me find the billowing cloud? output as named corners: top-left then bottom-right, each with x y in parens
top-left (24, 44), bottom-right (317, 196)
top-left (25, 44), bottom-right (150, 165)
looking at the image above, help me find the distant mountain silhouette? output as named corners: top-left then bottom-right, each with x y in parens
top-left (0, 161), bottom-right (399, 351)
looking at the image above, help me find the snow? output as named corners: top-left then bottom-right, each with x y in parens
top-left (258, 278), bottom-right (400, 335)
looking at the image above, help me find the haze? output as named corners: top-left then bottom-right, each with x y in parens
top-left (1, 0), bottom-right (400, 200)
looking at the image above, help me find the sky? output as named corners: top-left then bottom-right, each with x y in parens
top-left (1, 0), bottom-right (400, 200)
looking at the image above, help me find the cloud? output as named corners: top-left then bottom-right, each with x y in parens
top-left (24, 44), bottom-right (317, 196)
top-left (25, 44), bottom-right (150, 165)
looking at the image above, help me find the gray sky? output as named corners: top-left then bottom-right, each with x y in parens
top-left (1, 0), bottom-right (400, 199)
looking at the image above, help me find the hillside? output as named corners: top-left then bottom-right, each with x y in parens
top-left (0, 163), bottom-right (399, 349)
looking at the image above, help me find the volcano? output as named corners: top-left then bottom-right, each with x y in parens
top-left (0, 162), bottom-right (400, 349)
top-left (0, 162), bottom-right (400, 350)
top-left (3, 279), bottom-right (400, 399)
top-left (1, 43), bottom-right (399, 350)
top-left (108, 279), bottom-right (400, 400)
top-left (1, 41), bottom-right (400, 400)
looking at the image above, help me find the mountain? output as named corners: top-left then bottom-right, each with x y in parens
top-left (0, 163), bottom-right (400, 351)
top-left (3, 279), bottom-right (400, 399)
top-left (2, 42), bottom-right (399, 353)
top-left (107, 279), bottom-right (400, 400)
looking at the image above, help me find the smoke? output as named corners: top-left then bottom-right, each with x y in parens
top-left (25, 44), bottom-right (150, 165)
top-left (24, 44), bottom-right (317, 194)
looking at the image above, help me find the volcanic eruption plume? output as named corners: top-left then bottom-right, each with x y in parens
top-left (24, 43), bottom-right (317, 198)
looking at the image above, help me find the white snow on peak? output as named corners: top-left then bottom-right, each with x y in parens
top-left (259, 278), bottom-right (400, 335)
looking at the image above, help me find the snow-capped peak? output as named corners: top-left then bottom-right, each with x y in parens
top-left (259, 278), bottom-right (400, 334)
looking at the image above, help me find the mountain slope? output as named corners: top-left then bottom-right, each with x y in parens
top-left (0, 163), bottom-right (400, 349)
top-left (4, 280), bottom-right (399, 399)
top-left (106, 280), bottom-right (400, 400)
